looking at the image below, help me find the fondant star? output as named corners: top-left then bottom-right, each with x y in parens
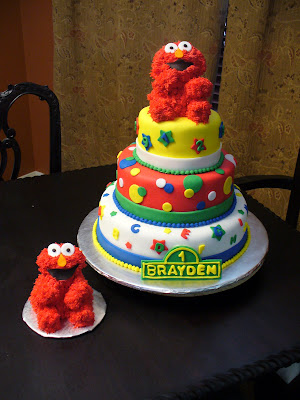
top-left (141, 133), bottom-right (152, 151)
top-left (150, 239), bottom-right (168, 254)
top-left (210, 225), bottom-right (226, 241)
top-left (135, 117), bottom-right (139, 135)
top-left (158, 130), bottom-right (174, 147)
top-left (191, 138), bottom-right (206, 154)
top-left (219, 121), bottom-right (225, 138)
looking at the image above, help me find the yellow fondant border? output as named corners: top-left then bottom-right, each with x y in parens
top-left (92, 220), bottom-right (141, 273)
top-left (92, 220), bottom-right (251, 274)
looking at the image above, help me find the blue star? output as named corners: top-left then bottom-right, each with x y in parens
top-left (141, 134), bottom-right (152, 151)
top-left (219, 122), bottom-right (225, 138)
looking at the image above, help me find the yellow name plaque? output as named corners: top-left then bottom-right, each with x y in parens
top-left (141, 246), bottom-right (222, 280)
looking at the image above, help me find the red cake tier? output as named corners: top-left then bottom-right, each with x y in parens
top-left (116, 144), bottom-right (236, 213)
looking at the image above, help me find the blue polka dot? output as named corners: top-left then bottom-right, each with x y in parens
top-left (103, 193), bottom-right (109, 197)
top-left (164, 183), bottom-right (174, 193)
top-left (197, 201), bottom-right (205, 210)
top-left (119, 158), bottom-right (137, 169)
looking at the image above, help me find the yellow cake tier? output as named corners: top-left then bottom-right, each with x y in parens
top-left (137, 106), bottom-right (222, 159)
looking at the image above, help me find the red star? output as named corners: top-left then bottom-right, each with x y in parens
top-left (191, 138), bottom-right (206, 154)
top-left (150, 239), bottom-right (168, 254)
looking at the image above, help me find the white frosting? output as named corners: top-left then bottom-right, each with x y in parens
top-left (98, 183), bottom-right (248, 261)
top-left (225, 154), bottom-right (236, 167)
top-left (208, 191), bottom-right (216, 201)
top-left (135, 140), bottom-right (222, 171)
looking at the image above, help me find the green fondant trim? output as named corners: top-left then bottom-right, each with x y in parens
top-left (132, 148), bottom-right (224, 175)
top-left (115, 188), bottom-right (234, 224)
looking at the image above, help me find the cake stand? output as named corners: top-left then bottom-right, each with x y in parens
top-left (78, 209), bottom-right (268, 297)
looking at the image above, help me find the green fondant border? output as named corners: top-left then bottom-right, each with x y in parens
top-left (132, 148), bottom-right (224, 175)
top-left (115, 188), bottom-right (234, 224)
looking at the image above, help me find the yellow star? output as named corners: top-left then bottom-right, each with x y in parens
top-left (164, 228), bottom-right (172, 234)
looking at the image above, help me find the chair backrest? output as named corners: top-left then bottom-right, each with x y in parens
top-left (236, 148), bottom-right (300, 229)
top-left (0, 82), bottom-right (61, 180)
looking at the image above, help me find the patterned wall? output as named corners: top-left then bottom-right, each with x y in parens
top-left (218, 0), bottom-right (300, 226)
top-left (52, 0), bottom-right (227, 169)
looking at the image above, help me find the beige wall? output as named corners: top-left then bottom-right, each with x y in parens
top-left (0, 0), bottom-right (53, 177)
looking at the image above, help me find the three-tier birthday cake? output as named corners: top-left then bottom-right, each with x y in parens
top-left (92, 41), bottom-right (251, 281)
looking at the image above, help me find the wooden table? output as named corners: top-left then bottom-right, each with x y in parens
top-left (0, 166), bottom-right (299, 399)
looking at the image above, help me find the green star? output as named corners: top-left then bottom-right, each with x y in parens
top-left (157, 130), bottom-right (174, 147)
top-left (210, 225), bottom-right (226, 241)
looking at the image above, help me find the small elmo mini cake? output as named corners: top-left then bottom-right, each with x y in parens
top-left (148, 41), bottom-right (213, 124)
top-left (29, 243), bottom-right (95, 333)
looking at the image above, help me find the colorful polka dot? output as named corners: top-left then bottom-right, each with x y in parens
top-left (129, 184), bottom-right (145, 203)
top-left (128, 146), bottom-right (136, 151)
top-left (156, 178), bottom-right (166, 188)
top-left (164, 228), bottom-right (172, 234)
top-left (184, 189), bottom-right (194, 198)
top-left (208, 191), bottom-right (216, 201)
top-left (130, 168), bottom-right (140, 176)
top-left (225, 154), bottom-right (236, 167)
top-left (137, 186), bottom-right (147, 197)
top-left (183, 175), bottom-right (203, 193)
top-left (119, 158), bottom-right (136, 169)
top-left (223, 176), bottom-right (233, 195)
top-left (117, 151), bottom-right (122, 159)
top-left (119, 178), bottom-right (124, 188)
top-left (196, 201), bottom-right (205, 210)
top-left (164, 183), bottom-right (174, 193)
top-left (215, 168), bottom-right (225, 175)
top-left (162, 202), bottom-right (172, 212)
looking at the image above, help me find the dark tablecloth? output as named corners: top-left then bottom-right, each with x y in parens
top-left (0, 166), bottom-right (299, 400)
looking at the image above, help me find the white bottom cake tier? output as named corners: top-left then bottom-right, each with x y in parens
top-left (95, 182), bottom-right (250, 270)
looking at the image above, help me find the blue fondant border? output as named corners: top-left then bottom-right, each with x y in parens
top-left (96, 219), bottom-right (248, 268)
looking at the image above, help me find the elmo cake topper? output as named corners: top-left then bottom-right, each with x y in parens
top-left (148, 41), bottom-right (213, 124)
top-left (26, 243), bottom-right (100, 335)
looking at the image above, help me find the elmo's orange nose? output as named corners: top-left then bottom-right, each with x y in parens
top-left (175, 48), bottom-right (184, 58)
top-left (57, 254), bottom-right (67, 268)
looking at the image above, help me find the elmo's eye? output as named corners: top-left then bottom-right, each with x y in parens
top-left (164, 43), bottom-right (178, 53)
top-left (178, 41), bottom-right (192, 52)
top-left (47, 243), bottom-right (61, 257)
top-left (61, 243), bottom-right (75, 256)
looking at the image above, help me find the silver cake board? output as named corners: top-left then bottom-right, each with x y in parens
top-left (77, 209), bottom-right (268, 297)
top-left (23, 290), bottom-right (106, 338)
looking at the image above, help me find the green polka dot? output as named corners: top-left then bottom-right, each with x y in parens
top-left (138, 186), bottom-right (147, 196)
top-left (126, 157), bottom-right (135, 161)
top-left (183, 175), bottom-right (203, 193)
top-left (215, 168), bottom-right (225, 175)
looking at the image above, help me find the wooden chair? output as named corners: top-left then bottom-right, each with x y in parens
top-left (0, 82), bottom-right (61, 181)
top-left (236, 148), bottom-right (300, 229)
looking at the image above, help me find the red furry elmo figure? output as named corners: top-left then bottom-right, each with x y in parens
top-left (148, 41), bottom-right (213, 124)
top-left (30, 243), bottom-right (94, 333)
